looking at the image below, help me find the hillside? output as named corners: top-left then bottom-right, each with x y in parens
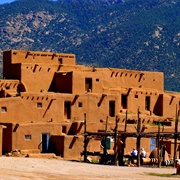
top-left (0, 0), bottom-right (180, 91)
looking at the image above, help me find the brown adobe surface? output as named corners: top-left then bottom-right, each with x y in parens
top-left (0, 156), bottom-right (178, 180)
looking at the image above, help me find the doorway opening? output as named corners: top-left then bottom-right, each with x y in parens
top-left (121, 94), bottom-right (127, 109)
top-left (145, 96), bottom-right (150, 111)
top-left (85, 78), bottom-right (92, 92)
top-left (64, 101), bottom-right (71, 120)
top-left (41, 133), bottom-right (50, 153)
top-left (109, 101), bottom-right (115, 117)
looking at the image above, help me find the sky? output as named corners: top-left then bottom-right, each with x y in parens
top-left (0, 0), bottom-right (15, 4)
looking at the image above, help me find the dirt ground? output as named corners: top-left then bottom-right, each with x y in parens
top-left (0, 156), bottom-right (178, 180)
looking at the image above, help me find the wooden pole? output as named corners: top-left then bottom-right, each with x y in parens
top-left (174, 104), bottom-right (178, 167)
top-left (157, 120), bottom-right (161, 168)
top-left (136, 107), bottom-right (141, 167)
top-left (83, 113), bottom-right (87, 162)
top-left (121, 110), bottom-right (128, 165)
top-left (114, 115), bottom-right (119, 166)
top-left (103, 116), bottom-right (108, 161)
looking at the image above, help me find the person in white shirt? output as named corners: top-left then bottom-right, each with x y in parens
top-left (140, 147), bottom-right (146, 158)
top-left (140, 147), bottom-right (146, 165)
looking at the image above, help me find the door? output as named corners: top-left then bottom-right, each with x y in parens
top-left (41, 133), bottom-right (50, 153)
top-left (85, 78), bottom-right (92, 92)
top-left (64, 101), bottom-right (71, 120)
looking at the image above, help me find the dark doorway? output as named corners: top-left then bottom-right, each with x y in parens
top-left (64, 101), bottom-right (71, 120)
top-left (153, 94), bottom-right (163, 116)
top-left (109, 101), bottom-right (115, 117)
top-left (41, 133), bottom-right (50, 153)
top-left (145, 96), bottom-right (150, 111)
top-left (85, 78), bottom-right (92, 92)
top-left (121, 94), bottom-right (127, 109)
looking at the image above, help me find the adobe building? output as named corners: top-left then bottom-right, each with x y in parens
top-left (0, 49), bottom-right (179, 160)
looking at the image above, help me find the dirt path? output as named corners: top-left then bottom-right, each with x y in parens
top-left (0, 157), bottom-right (178, 179)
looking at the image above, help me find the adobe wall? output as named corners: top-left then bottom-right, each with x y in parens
top-left (72, 71), bottom-right (103, 94)
top-left (3, 50), bottom-right (76, 65)
top-left (162, 92), bottom-right (180, 117)
top-left (96, 68), bottom-right (164, 92)
top-left (61, 136), bottom-right (84, 160)
top-left (20, 64), bottom-right (57, 92)
top-left (0, 80), bottom-right (19, 91)
top-left (10, 123), bottom-right (62, 152)
top-left (0, 125), bottom-right (5, 156)
top-left (0, 90), bottom-right (178, 126)
top-left (0, 92), bottom-right (119, 124)
top-left (3, 50), bottom-right (76, 92)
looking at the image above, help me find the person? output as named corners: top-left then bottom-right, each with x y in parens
top-left (140, 147), bottom-right (146, 158)
top-left (130, 147), bottom-right (137, 164)
top-left (140, 147), bottom-right (146, 165)
top-left (117, 138), bottom-right (124, 166)
top-left (131, 147), bottom-right (138, 157)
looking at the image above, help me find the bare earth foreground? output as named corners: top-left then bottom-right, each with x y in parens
top-left (0, 157), bottom-right (179, 180)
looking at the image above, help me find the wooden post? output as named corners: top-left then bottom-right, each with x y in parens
top-left (114, 115), bottom-right (119, 166)
top-left (84, 113), bottom-right (87, 162)
top-left (174, 104), bottom-right (178, 167)
top-left (157, 120), bottom-right (161, 168)
top-left (121, 110), bottom-right (128, 164)
top-left (103, 116), bottom-right (108, 161)
top-left (136, 107), bottom-right (141, 167)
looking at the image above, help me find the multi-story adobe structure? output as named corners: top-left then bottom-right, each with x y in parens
top-left (0, 49), bottom-right (179, 160)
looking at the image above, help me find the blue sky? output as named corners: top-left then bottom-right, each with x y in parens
top-left (0, 0), bottom-right (15, 4)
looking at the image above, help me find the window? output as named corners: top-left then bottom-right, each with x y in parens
top-left (109, 101), bottom-right (115, 117)
top-left (135, 95), bottom-right (138, 98)
top-left (25, 135), bottom-right (31, 140)
top-left (37, 102), bottom-right (42, 108)
top-left (58, 58), bottom-right (62, 64)
top-left (150, 138), bottom-right (156, 152)
top-left (1, 107), bottom-right (7, 112)
top-left (78, 102), bottom-right (83, 107)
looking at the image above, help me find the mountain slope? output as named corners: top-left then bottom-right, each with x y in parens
top-left (0, 0), bottom-right (180, 91)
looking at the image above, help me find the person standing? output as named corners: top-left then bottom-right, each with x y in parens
top-left (117, 138), bottom-right (124, 166)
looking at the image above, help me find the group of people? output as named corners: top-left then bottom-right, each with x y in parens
top-left (130, 147), bottom-right (146, 164)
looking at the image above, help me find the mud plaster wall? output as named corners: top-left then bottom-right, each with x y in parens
top-left (5, 50), bottom-right (75, 65)
top-left (126, 91), bottom-right (160, 114)
top-left (11, 123), bottom-right (62, 151)
top-left (72, 71), bottom-right (103, 94)
top-left (100, 69), bottom-right (164, 92)
top-left (21, 64), bottom-right (56, 92)
top-left (163, 94), bottom-right (180, 117)
top-left (63, 136), bottom-right (84, 160)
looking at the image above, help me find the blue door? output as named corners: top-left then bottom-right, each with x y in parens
top-left (42, 133), bottom-right (50, 153)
